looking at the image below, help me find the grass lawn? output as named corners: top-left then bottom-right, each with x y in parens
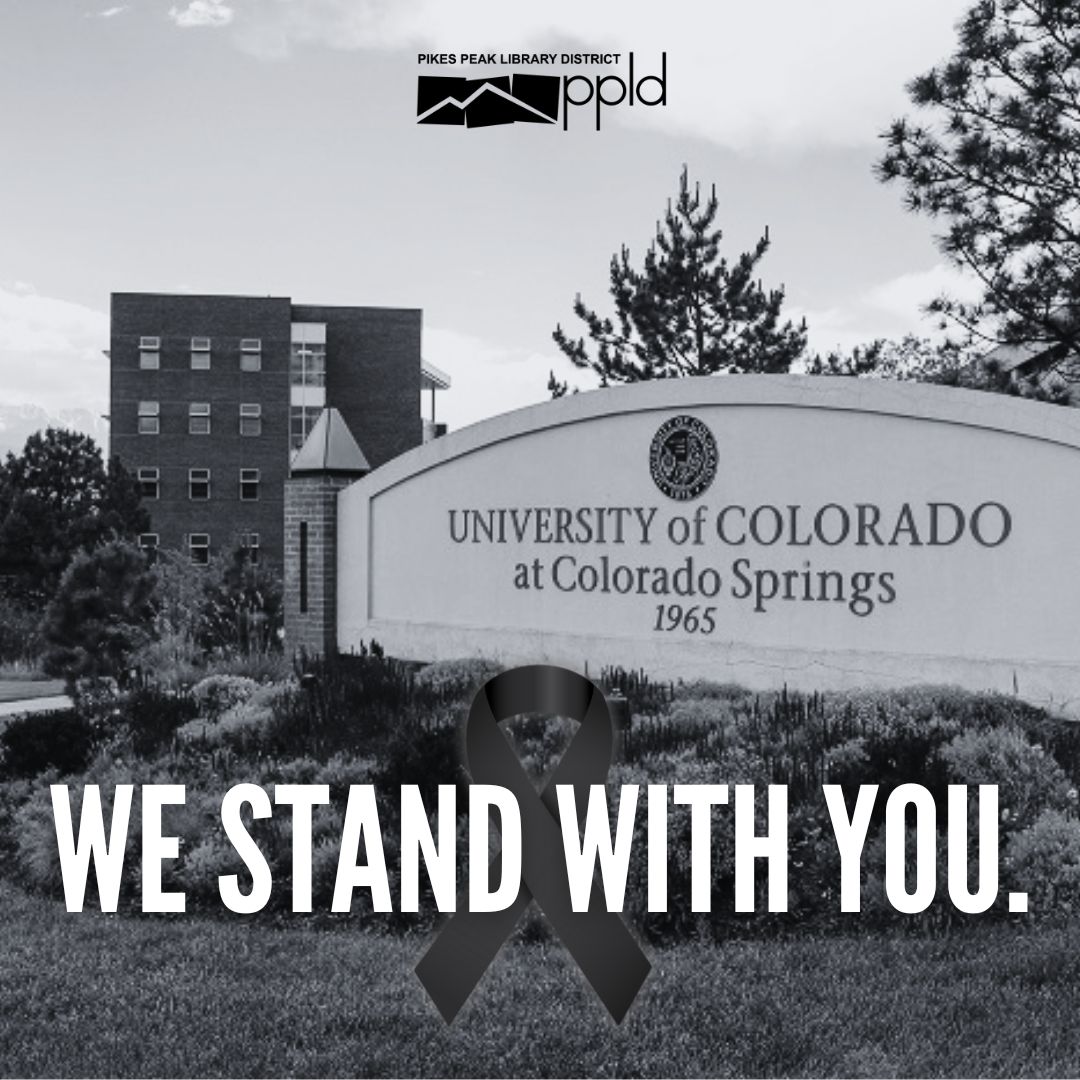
top-left (0, 679), bottom-right (65, 704)
top-left (3, 880), bottom-right (1080, 1078)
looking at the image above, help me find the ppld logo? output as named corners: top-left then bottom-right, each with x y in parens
top-left (416, 53), bottom-right (667, 131)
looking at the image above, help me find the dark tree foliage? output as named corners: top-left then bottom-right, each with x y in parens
top-left (0, 428), bottom-right (148, 601)
top-left (41, 539), bottom-right (157, 682)
top-left (196, 544), bottom-right (284, 655)
top-left (550, 166), bottom-right (807, 393)
top-left (807, 333), bottom-right (1070, 401)
top-left (0, 709), bottom-right (95, 780)
top-left (878, 0), bottom-right (1080, 371)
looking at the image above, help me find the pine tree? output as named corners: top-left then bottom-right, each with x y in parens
top-left (550, 166), bottom-right (807, 393)
top-left (878, 0), bottom-right (1080, 364)
top-left (0, 428), bottom-right (149, 601)
top-left (41, 539), bottom-right (157, 682)
top-left (806, 333), bottom-right (1073, 399)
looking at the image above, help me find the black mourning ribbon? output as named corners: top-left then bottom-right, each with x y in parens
top-left (415, 665), bottom-right (651, 1023)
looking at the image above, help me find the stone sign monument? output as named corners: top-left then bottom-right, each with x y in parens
top-left (310, 377), bottom-right (1080, 712)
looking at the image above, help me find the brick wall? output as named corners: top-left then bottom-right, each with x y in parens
top-left (291, 304), bottom-right (423, 469)
top-left (110, 293), bottom-right (293, 565)
top-left (111, 295), bottom-right (424, 570)
top-left (283, 474), bottom-right (353, 655)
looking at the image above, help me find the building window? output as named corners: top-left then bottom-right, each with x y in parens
top-left (299, 521), bottom-right (308, 613)
top-left (139, 336), bottom-right (161, 368)
top-left (189, 533), bottom-right (210, 565)
top-left (191, 337), bottom-right (211, 370)
top-left (290, 341), bottom-right (326, 387)
top-left (137, 400), bottom-right (160, 435)
top-left (239, 403), bottom-right (262, 436)
top-left (239, 468), bottom-right (259, 501)
top-left (189, 402), bottom-right (211, 435)
top-left (137, 467), bottom-right (160, 500)
top-left (240, 339), bottom-right (262, 372)
top-left (241, 532), bottom-right (260, 565)
top-left (290, 405), bottom-right (319, 450)
top-left (138, 533), bottom-right (159, 562)
top-left (189, 467), bottom-right (210, 500)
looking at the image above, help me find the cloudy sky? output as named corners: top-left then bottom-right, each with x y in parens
top-left (0, 0), bottom-right (978, 454)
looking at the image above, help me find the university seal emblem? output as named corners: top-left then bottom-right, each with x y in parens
top-left (649, 414), bottom-right (718, 500)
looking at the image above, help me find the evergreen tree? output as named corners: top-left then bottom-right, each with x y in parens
top-left (878, 0), bottom-right (1080, 368)
top-left (0, 428), bottom-right (148, 601)
top-left (808, 332), bottom-right (1078, 405)
top-left (41, 539), bottom-right (157, 682)
top-left (550, 166), bottom-right (807, 393)
top-left (806, 333), bottom-right (1071, 400)
top-left (196, 542), bottom-right (284, 655)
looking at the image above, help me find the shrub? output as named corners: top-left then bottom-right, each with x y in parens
top-left (0, 709), bottom-right (95, 779)
top-left (135, 629), bottom-right (203, 689)
top-left (177, 834), bottom-right (249, 905)
top-left (502, 713), bottom-right (577, 781)
top-left (12, 773), bottom-right (69, 894)
top-left (310, 835), bottom-right (343, 910)
top-left (196, 547), bottom-right (283, 655)
top-left (8, 666), bottom-right (1080, 940)
top-left (108, 685), bottom-right (201, 758)
top-left (413, 657), bottom-right (504, 700)
top-left (259, 755), bottom-right (324, 787)
top-left (373, 724), bottom-right (465, 805)
top-left (599, 665), bottom-right (675, 718)
top-left (822, 737), bottom-right (871, 784)
top-left (636, 695), bottom-right (740, 759)
top-left (1005, 809), bottom-right (1080, 918)
top-left (610, 750), bottom-right (776, 943)
top-left (939, 727), bottom-right (1073, 832)
top-left (207, 649), bottom-right (292, 684)
top-left (411, 657), bottom-right (505, 729)
top-left (151, 545), bottom-right (284, 659)
top-left (858, 825), bottom-right (954, 932)
top-left (41, 540), bottom-right (156, 683)
top-left (672, 679), bottom-right (756, 705)
top-left (265, 650), bottom-right (417, 757)
top-left (191, 674), bottom-right (259, 719)
top-left (176, 683), bottom-right (289, 751)
top-left (13, 763), bottom-right (141, 899)
top-left (314, 753), bottom-right (378, 799)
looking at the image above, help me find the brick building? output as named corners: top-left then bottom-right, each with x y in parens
top-left (109, 292), bottom-right (449, 568)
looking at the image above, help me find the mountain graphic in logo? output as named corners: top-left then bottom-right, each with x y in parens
top-left (417, 75), bottom-right (560, 126)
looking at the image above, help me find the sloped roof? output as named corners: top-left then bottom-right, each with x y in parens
top-left (982, 305), bottom-right (1080, 373)
top-left (290, 407), bottom-right (370, 476)
top-left (983, 340), bottom-right (1052, 373)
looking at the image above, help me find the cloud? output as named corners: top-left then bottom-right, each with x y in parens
top-left (796, 263), bottom-right (984, 357)
top-left (169, 1), bottom-right (234, 29)
top-left (225, 0), bottom-right (971, 150)
top-left (423, 326), bottom-right (580, 432)
top-left (0, 284), bottom-right (109, 417)
top-left (86, 5), bottom-right (129, 18)
top-left (862, 263), bottom-right (983, 322)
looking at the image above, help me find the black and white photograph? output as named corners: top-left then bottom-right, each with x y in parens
top-left (3, 1), bottom-right (1080, 1076)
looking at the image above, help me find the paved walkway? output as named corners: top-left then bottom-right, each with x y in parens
top-left (0, 680), bottom-right (72, 716)
top-left (0, 679), bottom-right (65, 703)
top-left (0, 694), bottom-right (73, 717)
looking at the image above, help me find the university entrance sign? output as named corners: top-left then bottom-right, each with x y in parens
top-left (336, 376), bottom-right (1080, 711)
